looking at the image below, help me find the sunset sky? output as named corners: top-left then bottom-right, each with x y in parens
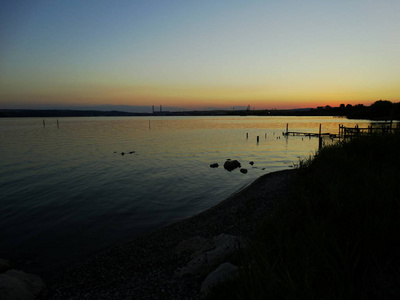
top-left (1, 0), bottom-right (399, 111)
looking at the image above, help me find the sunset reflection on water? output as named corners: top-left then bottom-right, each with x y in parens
top-left (0, 116), bottom-right (374, 277)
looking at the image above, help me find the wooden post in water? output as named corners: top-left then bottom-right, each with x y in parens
top-left (257, 136), bottom-right (259, 143)
top-left (318, 124), bottom-right (322, 150)
top-left (57, 119), bottom-right (59, 129)
top-left (265, 133), bottom-right (267, 139)
top-left (286, 123), bottom-right (288, 135)
top-left (246, 133), bottom-right (248, 139)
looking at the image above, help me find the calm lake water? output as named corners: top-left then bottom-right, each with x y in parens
top-left (0, 116), bottom-right (371, 278)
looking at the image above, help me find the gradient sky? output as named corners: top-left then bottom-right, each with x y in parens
top-left (1, 0), bottom-right (399, 110)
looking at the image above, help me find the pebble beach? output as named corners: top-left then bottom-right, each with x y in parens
top-left (40, 169), bottom-right (297, 299)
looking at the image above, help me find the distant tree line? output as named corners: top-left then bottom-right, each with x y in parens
top-left (328, 100), bottom-right (400, 120)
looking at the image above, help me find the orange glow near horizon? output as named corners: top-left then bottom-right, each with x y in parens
top-left (1, 2), bottom-right (399, 111)
top-left (3, 80), bottom-right (396, 110)
top-left (2, 84), bottom-right (391, 110)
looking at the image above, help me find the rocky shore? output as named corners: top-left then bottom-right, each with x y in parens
top-left (37, 169), bottom-right (296, 299)
top-left (0, 259), bottom-right (45, 299)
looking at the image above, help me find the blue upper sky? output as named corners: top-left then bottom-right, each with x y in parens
top-left (1, 0), bottom-right (399, 110)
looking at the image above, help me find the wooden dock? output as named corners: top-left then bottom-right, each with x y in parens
top-left (284, 131), bottom-right (332, 137)
top-left (282, 121), bottom-right (398, 149)
top-left (339, 122), bottom-right (399, 138)
top-left (283, 122), bottom-right (397, 139)
top-left (283, 123), bottom-right (337, 138)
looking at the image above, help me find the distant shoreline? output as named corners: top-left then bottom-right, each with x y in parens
top-left (2, 102), bottom-right (399, 120)
top-left (0, 108), bottom-right (325, 118)
top-left (0, 108), bottom-right (364, 118)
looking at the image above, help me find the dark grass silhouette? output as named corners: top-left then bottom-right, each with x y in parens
top-left (207, 133), bottom-right (400, 299)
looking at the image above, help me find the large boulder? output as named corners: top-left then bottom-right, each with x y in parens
top-left (200, 262), bottom-right (239, 296)
top-left (0, 269), bottom-right (45, 300)
top-left (175, 234), bottom-right (245, 279)
top-left (223, 160), bottom-right (241, 171)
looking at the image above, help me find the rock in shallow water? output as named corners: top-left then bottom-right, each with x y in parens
top-left (223, 160), bottom-right (241, 171)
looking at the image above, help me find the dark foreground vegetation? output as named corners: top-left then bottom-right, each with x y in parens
top-left (209, 134), bottom-right (400, 299)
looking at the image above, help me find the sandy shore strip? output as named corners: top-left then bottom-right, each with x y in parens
top-left (42, 169), bottom-right (297, 299)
